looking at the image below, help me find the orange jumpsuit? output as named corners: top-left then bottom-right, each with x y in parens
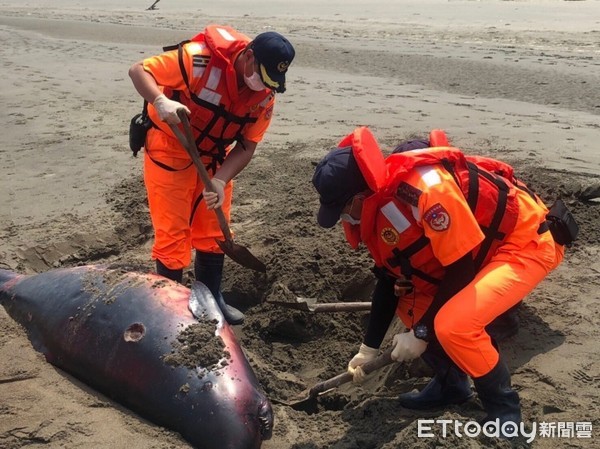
top-left (142, 25), bottom-right (275, 269)
top-left (391, 166), bottom-right (563, 377)
top-left (343, 127), bottom-right (564, 378)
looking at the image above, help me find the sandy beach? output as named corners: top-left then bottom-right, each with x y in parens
top-left (1, 1), bottom-right (599, 448)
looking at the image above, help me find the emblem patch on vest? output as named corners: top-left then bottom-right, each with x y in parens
top-left (396, 182), bottom-right (422, 207)
top-left (423, 203), bottom-right (450, 231)
top-left (381, 227), bottom-right (400, 245)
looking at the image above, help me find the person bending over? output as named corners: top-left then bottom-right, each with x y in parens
top-left (129, 25), bottom-right (294, 324)
top-left (312, 127), bottom-right (567, 436)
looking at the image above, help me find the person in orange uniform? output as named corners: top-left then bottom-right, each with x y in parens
top-left (312, 127), bottom-right (565, 435)
top-left (129, 25), bottom-right (294, 324)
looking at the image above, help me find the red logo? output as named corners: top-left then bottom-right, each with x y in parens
top-left (423, 203), bottom-right (450, 231)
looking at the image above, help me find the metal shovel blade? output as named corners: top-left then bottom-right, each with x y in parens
top-left (216, 239), bottom-right (266, 273)
top-left (272, 347), bottom-right (394, 412)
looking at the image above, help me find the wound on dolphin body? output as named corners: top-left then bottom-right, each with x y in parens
top-left (123, 323), bottom-right (146, 342)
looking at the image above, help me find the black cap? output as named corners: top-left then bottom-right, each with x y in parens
top-left (312, 147), bottom-right (368, 228)
top-left (252, 31), bottom-right (295, 93)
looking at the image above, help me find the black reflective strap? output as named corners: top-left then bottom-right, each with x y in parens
top-left (192, 101), bottom-right (227, 162)
top-left (177, 41), bottom-right (192, 90)
top-left (515, 181), bottom-right (539, 202)
top-left (163, 40), bottom-right (189, 53)
top-left (473, 168), bottom-right (510, 269)
top-left (399, 235), bottom-right (431, 257)
top-left (189, 192), bottom-right (205, 226)
top-left (442, 159), bottom-right (479, 210)
top-left (443, 159), bottom-right (511, 270)
top-left (175, 43), bottom-right (258, 167)
top-left (387, 244), bottom-right (442, 286)
top-left (477, 166), bottom-right (510, 194)
top-left (478, 225), bottom-right (506, 241)
top-left (386, 248), bottom-right (413, 276)
top-left (465, 162), bottom-right (480, 211)
top-left (441, 159), bottom-right (461, 187)
top-left (176, 43), bottom-right (224, 166)
top-left (187, 98), bottom-right (257, 166)
top-left (146, 150), bottom-right (193, 172)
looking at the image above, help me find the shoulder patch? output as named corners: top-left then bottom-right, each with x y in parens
top-left (396, 182), bottom-right (422, 207)
top-left (423, 203), bottom-right (450, 231)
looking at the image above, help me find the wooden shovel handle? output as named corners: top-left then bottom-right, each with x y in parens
top-left (310, 302), bottom-right (372, 313)
top-left (168, 111), bottom-right (233, 242)
top-left (308, 347), bottom-right (394, 397)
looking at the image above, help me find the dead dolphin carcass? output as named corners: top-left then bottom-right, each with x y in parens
top-left (0, 265), bottom-right (272, 449)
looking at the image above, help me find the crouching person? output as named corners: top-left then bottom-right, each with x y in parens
top-left (311, 127), bottom-right (568, 436)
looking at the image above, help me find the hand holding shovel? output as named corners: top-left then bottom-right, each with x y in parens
top-left (168, 110), bottom-right (266, 273)
top-left (274, 347), bottom-right (394, 412)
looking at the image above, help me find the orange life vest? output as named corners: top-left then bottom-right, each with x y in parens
top-left (342, 127), bottom-right (521, 293)
top-left (157, 25), bottom-right (273, 171)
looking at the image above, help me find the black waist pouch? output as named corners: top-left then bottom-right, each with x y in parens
top-left (129, 101), bottom-right (153, 157)
top-left (546, 199), bottom-right (579, 246)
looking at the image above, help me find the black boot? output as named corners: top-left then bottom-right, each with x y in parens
top-left (399, 345), bottom-right (474, 410)
top-left (486, 303), bottom-right (521, 343)
top-left (473, 357), bottom-right (521, 437)
top-left (194, 251), bottom-right (244, 325)
top-left (156, 260), bottom-right (183, 283)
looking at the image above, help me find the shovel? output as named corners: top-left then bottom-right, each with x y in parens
top-left (273, 347), bottom-right (394, 412)
top-left (268, 297), bottom-right (371, 313)
top-left (169, 110), bottom-right (266, 273)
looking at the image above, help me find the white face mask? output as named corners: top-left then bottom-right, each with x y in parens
top-left (244, 71), bottom-right (267, 91)
top-left (340, 213), bottom-right (360, 225)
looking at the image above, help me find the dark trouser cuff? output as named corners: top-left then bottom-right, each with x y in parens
top-left (156, 260), bottom-right (183, 283)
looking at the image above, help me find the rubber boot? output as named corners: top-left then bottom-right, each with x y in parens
top-left (194, 251), bottom-right (244, 325)
top-left (156, 260), bottom-right (183, 283)
top-left (473, 357), bottom-right (522, 438)
top-left (399, 345), bottom-right (474, 410)
top-left (486, 302), bottom-right (521, 343)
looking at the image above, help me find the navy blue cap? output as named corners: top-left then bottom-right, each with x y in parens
top-left (392, 139), bottom-right (430, 154)
top-left (312, 147), bottom-right (368, 228)
top-left (252, 31), bottom-right (295, 93)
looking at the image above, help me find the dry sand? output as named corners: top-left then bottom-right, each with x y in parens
top-left (1, 1), bottom-right (599, 448)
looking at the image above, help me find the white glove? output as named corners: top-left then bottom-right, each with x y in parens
top-left (152, 94), bottom-right (190, 124)
top-left (391, 330), bottom-right (428, 362)
top-left (203, 178), bottom-right (226, 210)
top-left (347, 344), bottom-right (379, 384)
